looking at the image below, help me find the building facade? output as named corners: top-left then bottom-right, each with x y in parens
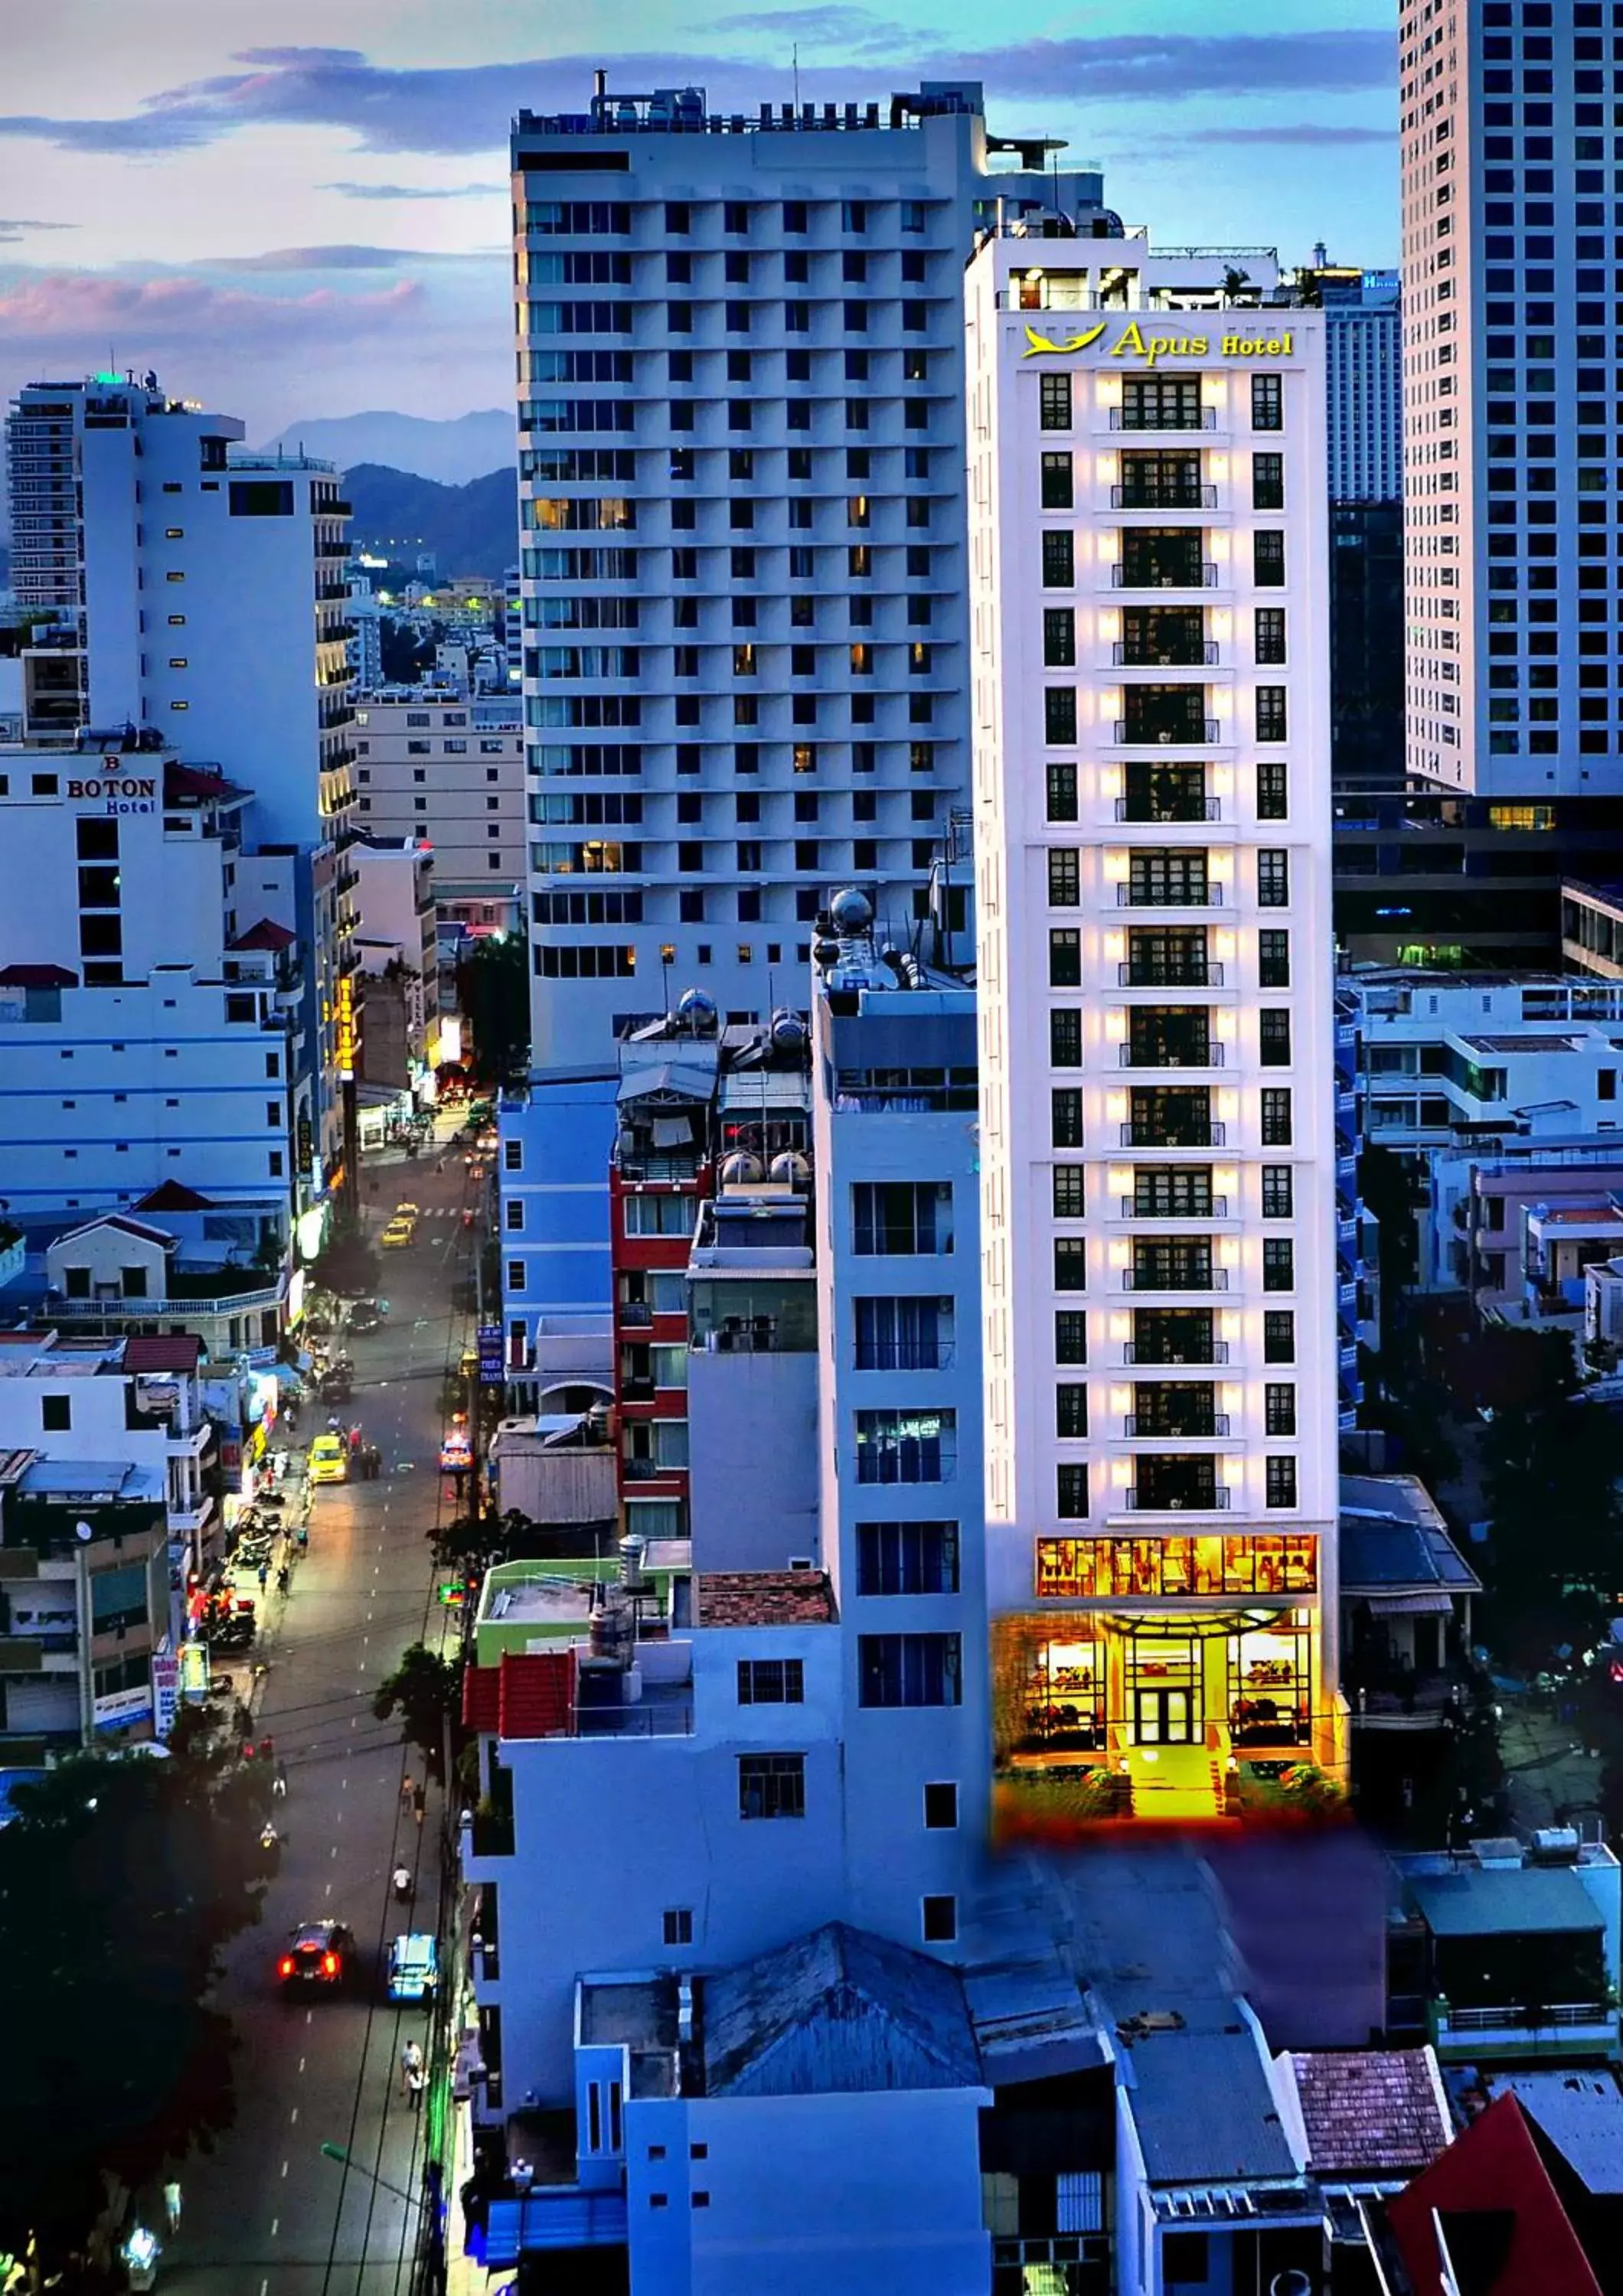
top-left (1399, 0), bottom-right (1623, 796)
top-left (966, 241), bottom-right (1342, 1828)
top-left (353, 688), bottom-right (524, 899)
top-left (511, 79), bottom-right (1106, 1063)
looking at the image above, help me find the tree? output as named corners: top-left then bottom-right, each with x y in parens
top-left (310, 1210), bottom-right (378, 1300)
top-left (373, 1642), bottom-right (465, 1781)
top-left (456, 934), bottom-right (529, 1088)
top-left (427, 1509), bottom-right (523, 1580)
top-left (1481, 1381), bottom-right (1623, 1658)
top-left (0, 1726), bottom-right (275, 2265)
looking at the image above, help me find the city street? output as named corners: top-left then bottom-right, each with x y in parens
top-left (163, 1140), bottom-right (481, 2296)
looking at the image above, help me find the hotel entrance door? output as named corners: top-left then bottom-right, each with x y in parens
top-left (1133, 1687), bottom-right (1197, 1744)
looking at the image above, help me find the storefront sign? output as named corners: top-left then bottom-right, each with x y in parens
top-left (93, 1682), bottom-right (154, 1732)
top-left (1022, 319), bottom-right (1296, 366)
top-left (478, 1324), bottom-right (506, 1385)
top-left (178, 1639), bottom-right (211, 1704)
top-left (152, 1647), bottom-right (179, 1739)
top-left (65, 769), bottom-right (159, 815)
top-left (335, 976), bottom-right (359, 1073)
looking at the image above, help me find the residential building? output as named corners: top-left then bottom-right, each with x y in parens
top-left (511, 77), bottom-right (1117, 1063)
top-left (498, 1067), bottom-right (619, 1411)
top-left (1383, 2091), bottom-right (1608, 2296)
top-left (5, 372), bottom-right (357, 1182)
top-left (1316, 263), bottom-right (1403, 507)
top-left (1399, 0), bottom-right (1623, 797)
top-left (351, 687), bottom-right (524, 899)
top-left (352, 836), bottom-right (442, 1096)
top-left (345, 566), bottom-right (384, 691)
top-left (965, 235), bottom-right (1341, 1828)
top-left (0, 748), bottom-right (310, 1241)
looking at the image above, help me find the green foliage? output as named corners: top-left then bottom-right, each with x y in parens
top-left (0, 1728), bottom-right (275, 2262)
top-left (456, 935), bottom-right (529, 1088)
top-left (373, 1642), bottom-right (465, 1780)
top-left (1481, 1372), bottom-right (1623, 1658)
top-left (310, 1211), bottom-right (379, 1300)
top-left (426, 1509), bottom-right (524, 1578)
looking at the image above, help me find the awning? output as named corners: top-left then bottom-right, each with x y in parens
top-left (1363, 1591), bottom-right (1458, 1616)
top-left (483, 2192), bottom-right (628, 2265)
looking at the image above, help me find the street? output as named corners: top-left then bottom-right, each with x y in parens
top-left (163, 1141), bottom-right (480, 2296)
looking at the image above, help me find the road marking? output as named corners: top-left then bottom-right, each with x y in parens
top-left (306, 2010), bottom-right (313, 2026)
top-left (325, 1881), bottom-right (332, 1897)
top-left (261, 2278), bottom-right (269, 2293)
top-left (281, 2160), bottom-right (289, 2180)
top-left (290, 2106), bottom-right (299, 2126)
top-left (269, 2223), bottom-right (279, 2242)
top-left (299, 2057), bottom-right (305, 2073)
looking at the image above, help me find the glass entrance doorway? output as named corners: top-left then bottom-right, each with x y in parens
top-left (1134, 1686), bottom-right (1197, 1744)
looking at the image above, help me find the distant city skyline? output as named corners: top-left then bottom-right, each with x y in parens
top-left (1, 2), bottom-right (1398, 439)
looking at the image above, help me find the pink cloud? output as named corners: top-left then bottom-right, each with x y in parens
top-left (0, 271), bottom-right (423, 345)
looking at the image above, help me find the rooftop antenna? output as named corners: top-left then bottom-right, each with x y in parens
top-left (792, 43), bottom-right (800, 111)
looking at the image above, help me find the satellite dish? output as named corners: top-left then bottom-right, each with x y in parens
top-left (74, 1520), bottom-right (94, 1543)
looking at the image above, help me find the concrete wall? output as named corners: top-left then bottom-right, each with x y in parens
top-left (687, 1347), bottom-right (819, 1570)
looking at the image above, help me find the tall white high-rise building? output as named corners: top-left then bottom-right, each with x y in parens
top-left (965, 240), bottom-right (1343, 1827)
top-left (1322, 270), bottom-right (1402, 504)
top-left (5, 373), bottom-right (358, 1183)
top-left (510, 79), bottom-right (1102, 1063)
top-left (1400, 0), bottom-right (1619, 795)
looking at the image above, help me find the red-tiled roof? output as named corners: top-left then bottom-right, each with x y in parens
top-left (1386, 2093), bottom-right (1602, 2296)
top-left (498, 1649), bottom-right (575, 1739)
top-left (131, 1181), bottom-right (217, 1213)
top-left (164, 760), bottom-right (245, 804)
top-left (1291, 2049), bottom-right (1450, 2178)
top-left (229, 918), bottom-right (296, 952)
top-left (696, 1570), bottom-right (835, 1627)
top-left (0, 964), bottom-right (77, 988)
top-left (462, 1665), bottom-right (501, 1734)
top-left (122, 1334), bottom-right (202, 1373)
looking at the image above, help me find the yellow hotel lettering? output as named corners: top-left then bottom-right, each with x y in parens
top-left (1023, 319), bottom-right (1295, 365)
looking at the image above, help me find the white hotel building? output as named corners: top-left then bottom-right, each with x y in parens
top-left (965, 239), bottom-right (1342, 1825)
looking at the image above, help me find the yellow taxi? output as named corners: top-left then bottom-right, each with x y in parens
top-left (380, 1215), bottom-right (416, 1248)
top-left (395, 1200), bottom-right (421, 1219)
top-left (308, 1433), bottom-right (349, 1485)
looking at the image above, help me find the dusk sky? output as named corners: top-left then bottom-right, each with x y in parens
top-left (1, 1), bottom-right (1398, 447)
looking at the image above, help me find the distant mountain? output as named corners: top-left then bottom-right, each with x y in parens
top-left (344, 463), bottom-right (519, 581)
top-left (257, 409), bottom-right (514, 488)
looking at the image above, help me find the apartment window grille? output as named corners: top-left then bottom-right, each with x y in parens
top-left (1050, 1009), bottom-right (1083, 1068)
top-left (1042, 530), bottom-right (1076, 588)
top-left (1259, 1010), bottom-right (1292, 1067)
top-left (1262, 1238), bottom-right (1295, 1292)
top-left (1054, 1312), bottom-right (1087, 1365)
top-left (1048, 847), bottom-right (1080, 905)
top-left (1261, 1166), bottom-right (1293, 1219)
top-left (1257, 852), bottom-right (1289, 908)
top-left (1260, 1088), bottom-right (1293, 1146)
top-left (737, 1754), bottom-right (804, 1819)
top-left (1051, 1088), bottom-right (1084, 1147)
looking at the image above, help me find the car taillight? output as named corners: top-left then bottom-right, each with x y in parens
top-left (279, 1957), bottom-right (295, 1977)
top-left (322, 1952), bottom-right (338, 1976)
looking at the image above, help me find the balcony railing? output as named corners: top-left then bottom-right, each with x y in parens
top-left (1114, 641), bottom-right (1220, 667)
top-left (1120, 960), bottom-right (1223, 987)
top-left (569, 1698), bottom-right (694, 1739)
top-left (1110, 406), bottom-right (1216, 432)
top-left (1437, 2001), bottom-right (1612, 2036)
top-left (1124, 1485), bottom-right (1232, 1512)
top-left (1118, 882), bottom-right (1223, 908)
top-left (1121, 1195), bottom-right (1229, 1220)
top-left (1123, 1340), bottom-right (1229, 1365)
top-left (854, 1341), bottom-right (957, 1371)
top-left (1119, 1041), bottom-right (1222, 1069)
top-left (1122, 1266), bottom-right (1228, 1292)
top-left (1125, 1414), bottom-right (1230, 1438)
top-left (1112, 482), bottom-right (1217, 510)
top-left (617, 1300), bottom-right (654, 1328)
top-left (1115, 718), bottom-right (1221, 746)
top-left (1112, 562), bottom-right (1219, 589)
top-left (1121, 1120), bottom-right (1224, 1148)
top-left (1115, 797), bottom-right (1221, 823)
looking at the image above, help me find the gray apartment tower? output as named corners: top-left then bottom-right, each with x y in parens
top-left (511, 79), bottom-right (1098, 1062)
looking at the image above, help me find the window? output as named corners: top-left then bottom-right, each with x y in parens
top-left (1043, 608), bottom-right (1076, 668)
top-left (1258, 929), bottom-right (1290, 987)
top-left (1255, 608), bottom-right (1286, 665)
top-left (738, 1754), bottom-right (805, 1819)
top-left (1253, 531), bottom-right (1285, 588)
top-left (1252, 452), bottom-right (1285, 510)
top-left (1053, 1238), bottom-right (1087, 1291)
top-left (1263, 1309), bottom-right (1295, 1364)
top-left (1041, 530), bottom-right (1075, 588)
top-left (1056, 1463), bottom-right (1089, 1518)
top-left (1049, 929), bottom-right (1082, 987)
top-left (923, 1782), bottom-right (958, 1829)
top-left (1265, 1383), bottom-right (1296, 1437)
top-left (858, 1633), bottom-right (962, 1707)
top-left (1046, 762), bottom-right (1078, 823)
top-left (1257, 851), bottom-right (1289, 908)
top-left (41, 1394), bottom-right (72, 1433)
top-left (857, 1521), bottom-right (959, 1596)
top-left (1056, 1384), bottom-right (1088, 1439)
top-left (1265, 1456), bottom-right (1298, 1508)
top-left (1051, 1088), bottom-right (1083, 1148)
top-left (1261, 1165), bottom-right (1294, 1219)
top-left (1256, 687), bottom-right (1287, 742)
top-left (1045, 688), bottom-right (1077, 745)
top-left (1259, 1009), bottom-right (1292, 1066)
top-left (1256, 761), bottom-right (1288, 819)
top-left (855, 1410), bottom-right (955, 1483)
top-left (662, 1908), bottom-right (694, 1946)
top-left (1047, 846), bottom-right (1080, 905)
top-left (853, 1181), bottom-right (952, 1256)
top-left (1261, 1088), bottom-right (1292, 1146)
top-left (923, 1896), bottom-right (958, 1943)
top-left (1050, 1009), bottom-right (1083, 1068)
top-left (1252, 375), bottom-right (1282, 431)
top-left (1055, 1311), bottom-right (1087, 1365)
top-left (1040, 372), bottom-right (1073, 431)
top-left (1040, 452), bottom-right (1073, 509)
top-left (1053, 1166), bottom-right (1086, 1219)
top-left (737, 1658), bottom-right (805, 1705)
top-left (1262, 1238), bottom-right (1295, 1292)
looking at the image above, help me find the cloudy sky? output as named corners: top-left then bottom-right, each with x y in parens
top-left (0, 0), bottom-right (1397, 443)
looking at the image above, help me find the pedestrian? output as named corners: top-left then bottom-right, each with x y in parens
top-left (259, 1735), bottom-right (274, 1761)
top-left (272, 1762), bottom-right (288, 1800)
top-left (296, 1524), bottom-right (309, 1552)
top-left (276, 1564), bottom-right (290, 1596)
top-left (413, 1782), bottom-right (426, 1828)
top-left (162, 2183), bottom-right (181, 2237)
top-left (400, 2039), bottom-right (423, 2101)
top-left (349, 1425), bottom-right (362, 1459)
top-left (256, 1561), bottom-right (269, 1594)
top-left (400, 1776), bottom-right (416, 1812)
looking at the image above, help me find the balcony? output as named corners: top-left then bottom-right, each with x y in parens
top-left (616, 1300), bottom-right (654, 1329)
top-left (1123, 1483), bottom-right (1232, 1512)
top-left (1120, 960), bottom-right (1222, 988)
top-left (1112, 482), bottom-right (1217, 510)
top-left (1118, 881), bottom-right (1223, 908)
top-left (1429, 1998), bottom-right (1618, 2063)
top-left (1112, 560), bottom-right (1219, 590)
top-left (1121, 1195), bottom-right (1229, 1220)
top-left (1123, 1340), bottom-right (1229, 1366)
top-left (1120, 1120), bottom-right (1224, 1149)
top-left (853, 1340), bottom-right (957, 1371)
top-left (1114, 639), bottom-right (1219, 667)
top-left (1122, 1264), bottom-right (1227, 1293)
top-left (1119, 1040), bottom-right (1222, 1069)
top-left (1116, 795), bottom-right (1220, 823)
top-left (1115, 717), bottom-right (1220, 747)
top-left (1111, 406), bottom-right (1216, 432)
top-left (1125, 1414), bottom-right (1230, 1438)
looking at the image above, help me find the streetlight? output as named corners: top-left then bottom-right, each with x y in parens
top-left (320, 2141), bottom-right (425, 2213)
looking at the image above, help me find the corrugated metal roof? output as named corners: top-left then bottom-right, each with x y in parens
top-left (1494, 2069), bottom-right (1623, 2196)
top-left (1409, 1865), bottom-right (1602, 1939)
top-left (702, 1920), bottom-right (981, 2099)
top-left (719, 1070), bottom-right (809, 1110)
top-left (1126, 2029), bottom-right (1299, 2187)
top-left (483, 2191), bottom-right (627, 2265)
top-left (1340, 1511), bottom-right (1480, 1596)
